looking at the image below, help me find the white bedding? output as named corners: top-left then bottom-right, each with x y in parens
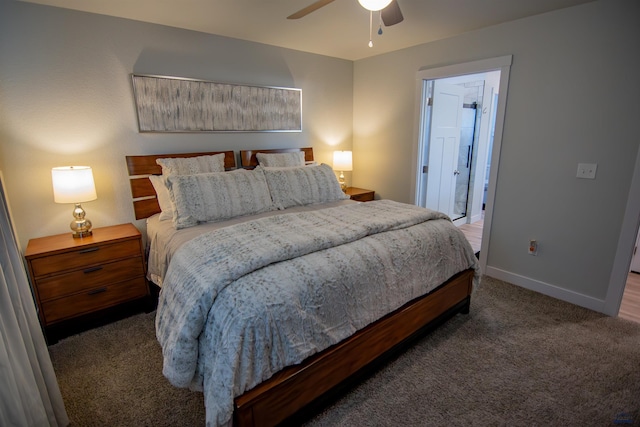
top-left (146, 199), bottom-right (356, 286)
top-left (154, 199), bottom-right (479, 427)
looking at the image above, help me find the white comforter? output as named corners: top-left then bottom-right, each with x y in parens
top-left (155, 200), bottom-right (479, 426)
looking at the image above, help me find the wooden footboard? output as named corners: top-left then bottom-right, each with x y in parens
top-left (233, 268), bottom-right (474, 427)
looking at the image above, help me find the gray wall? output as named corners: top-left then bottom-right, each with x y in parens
top-left (352, 0), bottom-right (640, 309)
top-left (0, 0), bottom-right (353, 250)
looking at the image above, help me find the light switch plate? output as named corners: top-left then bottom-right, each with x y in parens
top-left (577, 163), bottom-right (597, 179)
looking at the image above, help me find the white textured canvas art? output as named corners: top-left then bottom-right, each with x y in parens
top-left (131, 75), bottom-right (302, 132)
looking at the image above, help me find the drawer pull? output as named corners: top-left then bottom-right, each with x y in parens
top-left (83, 266), bottom-right (103, 274)
top-left (87, 287), bottom-right (107, 295)
top-left (78, 247), bottom-right (100, 254)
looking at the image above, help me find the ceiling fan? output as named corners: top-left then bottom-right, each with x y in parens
top-left (288, 0), bottom-right (404, 46)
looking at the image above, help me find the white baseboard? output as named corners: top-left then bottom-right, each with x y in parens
top-left (484, 266), bottom-right (606, 314)
top-left (469, 212), bottom-right (483, 224)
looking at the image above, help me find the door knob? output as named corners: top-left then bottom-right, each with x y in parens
top-left (454, 170), bottom-right (460, 175)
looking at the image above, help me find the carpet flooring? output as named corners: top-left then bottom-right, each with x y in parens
top-left (48, 276), bottom-right (640, 426)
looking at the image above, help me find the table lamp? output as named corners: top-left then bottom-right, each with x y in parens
top-left (51, 166), bottom-right (97, 238)
top-left (333, 151), bottom-right (353, 192)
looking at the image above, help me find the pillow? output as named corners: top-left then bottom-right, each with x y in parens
top-left (148, 175), bottom-right (174, 221)
top-left (262, 163), bottom-right (349, 210)
top-left (165, 168), bottom-right (274, 229)
top-left (256, 151), bottom-right (305, 168)
top-left (156, 153), bottom-right (225, 176)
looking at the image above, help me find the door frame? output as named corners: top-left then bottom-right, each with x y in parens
top-left (426, 75), bottom-right (497, 226)
top-left (604, 144), bottom-right (640, 316)
top-left (410, 55), bottom-right (513, 275)
top-left (631, 227), bottom-right (640, 273)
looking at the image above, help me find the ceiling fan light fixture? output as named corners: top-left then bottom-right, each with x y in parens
top-left (358, 0), bottom-right (393, 12)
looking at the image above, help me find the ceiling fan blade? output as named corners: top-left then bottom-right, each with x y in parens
top-left (381, 0), bottom-right (404, 26)
top-left (287, 0), bottom-right (337, 19)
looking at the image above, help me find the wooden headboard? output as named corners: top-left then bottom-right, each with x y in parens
top-left (125, 151), bottom-right (236, 220)
top-left (239, 147), bottom-right (314, 169)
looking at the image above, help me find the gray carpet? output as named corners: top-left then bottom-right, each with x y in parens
top-left (48, 276), bottom-right (640, 426)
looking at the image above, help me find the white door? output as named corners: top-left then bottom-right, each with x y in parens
top-left (631, 227), bottom-right (640, 273)
top-left (424, 81), bottom-right (465, 217)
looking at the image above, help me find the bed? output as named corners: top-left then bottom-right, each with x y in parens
top-left (126, 148), bottom-right (479, 427)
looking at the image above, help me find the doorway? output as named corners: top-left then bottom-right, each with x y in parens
top-left (417, 71), bottom-right (500, 226)
top-left (618, 225), bottom-right (640, 323)
top-left (411, 56), bottom-right (513, 273)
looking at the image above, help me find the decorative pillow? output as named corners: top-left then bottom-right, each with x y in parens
top-left (165, 168), bottom-right (274, 229)
top-left (256, 151), bottom-right (305, 168)
top-left (262, 163), bottom-right (349, 210)
top-left (148, 175), bottom-right (174, 221)
top-left (156, 153), bottom-right (225, 176)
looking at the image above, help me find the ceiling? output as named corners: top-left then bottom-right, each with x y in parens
top-left (20, 0), bottom-right (596, 60)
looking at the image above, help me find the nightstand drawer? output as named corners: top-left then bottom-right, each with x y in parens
top-left (41, 277), bottom-right (148, 324)
top-left (36, 257), bottom-right (145, 301)
top-left (350, 192), bottom-right (374, 202)
top-left (345, 187), bottom-right (375, 202)
top-left (30, 239), bottom-right (141, 277)
top-left (25, 224), bottom-right (149, 338)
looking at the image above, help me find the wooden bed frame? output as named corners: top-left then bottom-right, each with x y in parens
top-left (124, 148), bottom-right (312, 219)
top-left (125, 151), bottom-right (236, 220)
top-left (125, 149), bottom-right (474, 427)
top-left (239, 147), bottom-right (314, 169)
top-left (234, 269), bottom-right (473, 427)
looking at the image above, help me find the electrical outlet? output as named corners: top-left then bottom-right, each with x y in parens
top-left (577, 163), bottom-right (597, 179)
top-left (528, 240), bottom-right (538, 255)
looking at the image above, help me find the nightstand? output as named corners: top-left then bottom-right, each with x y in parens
top-left (345, 187), bottom-right (375, 202)
top-left (25, 223), bottom-right (149, 342)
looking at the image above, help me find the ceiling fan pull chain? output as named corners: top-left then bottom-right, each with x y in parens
top-left (368, 10), bottom-right (373, 47)
top-left (378, 11), bottom-right (383, 35)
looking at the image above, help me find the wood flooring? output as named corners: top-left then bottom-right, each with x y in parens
top-left (458, 217), bottom-right (483, 255)
top-left (619, 271), bottom-right (640, 323)
top-left (458, 215), bottom-right (640, 324)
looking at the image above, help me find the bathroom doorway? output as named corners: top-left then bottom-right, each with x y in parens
top-left (412, 55), bottom-right (512, 271)
top-left (416, 70), bottom-right (500, 227)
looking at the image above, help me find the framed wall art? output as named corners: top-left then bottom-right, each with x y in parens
top-left (131, 74), bottom-right (302, 132)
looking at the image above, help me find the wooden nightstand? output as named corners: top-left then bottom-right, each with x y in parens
top-left (25, 223), bottom-right (149, 341)
top-left (345, 187), bottom-right (375, 202)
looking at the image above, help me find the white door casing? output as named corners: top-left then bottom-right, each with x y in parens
top-left (631, 227), bottom-right (640, 273)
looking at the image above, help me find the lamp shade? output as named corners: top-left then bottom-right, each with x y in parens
top-left (358, 0), bottom-right (393, 11)
top-left (52, 166), bottom-right (97, 204)
top-left (333, 151), bottom-right (353, 171)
